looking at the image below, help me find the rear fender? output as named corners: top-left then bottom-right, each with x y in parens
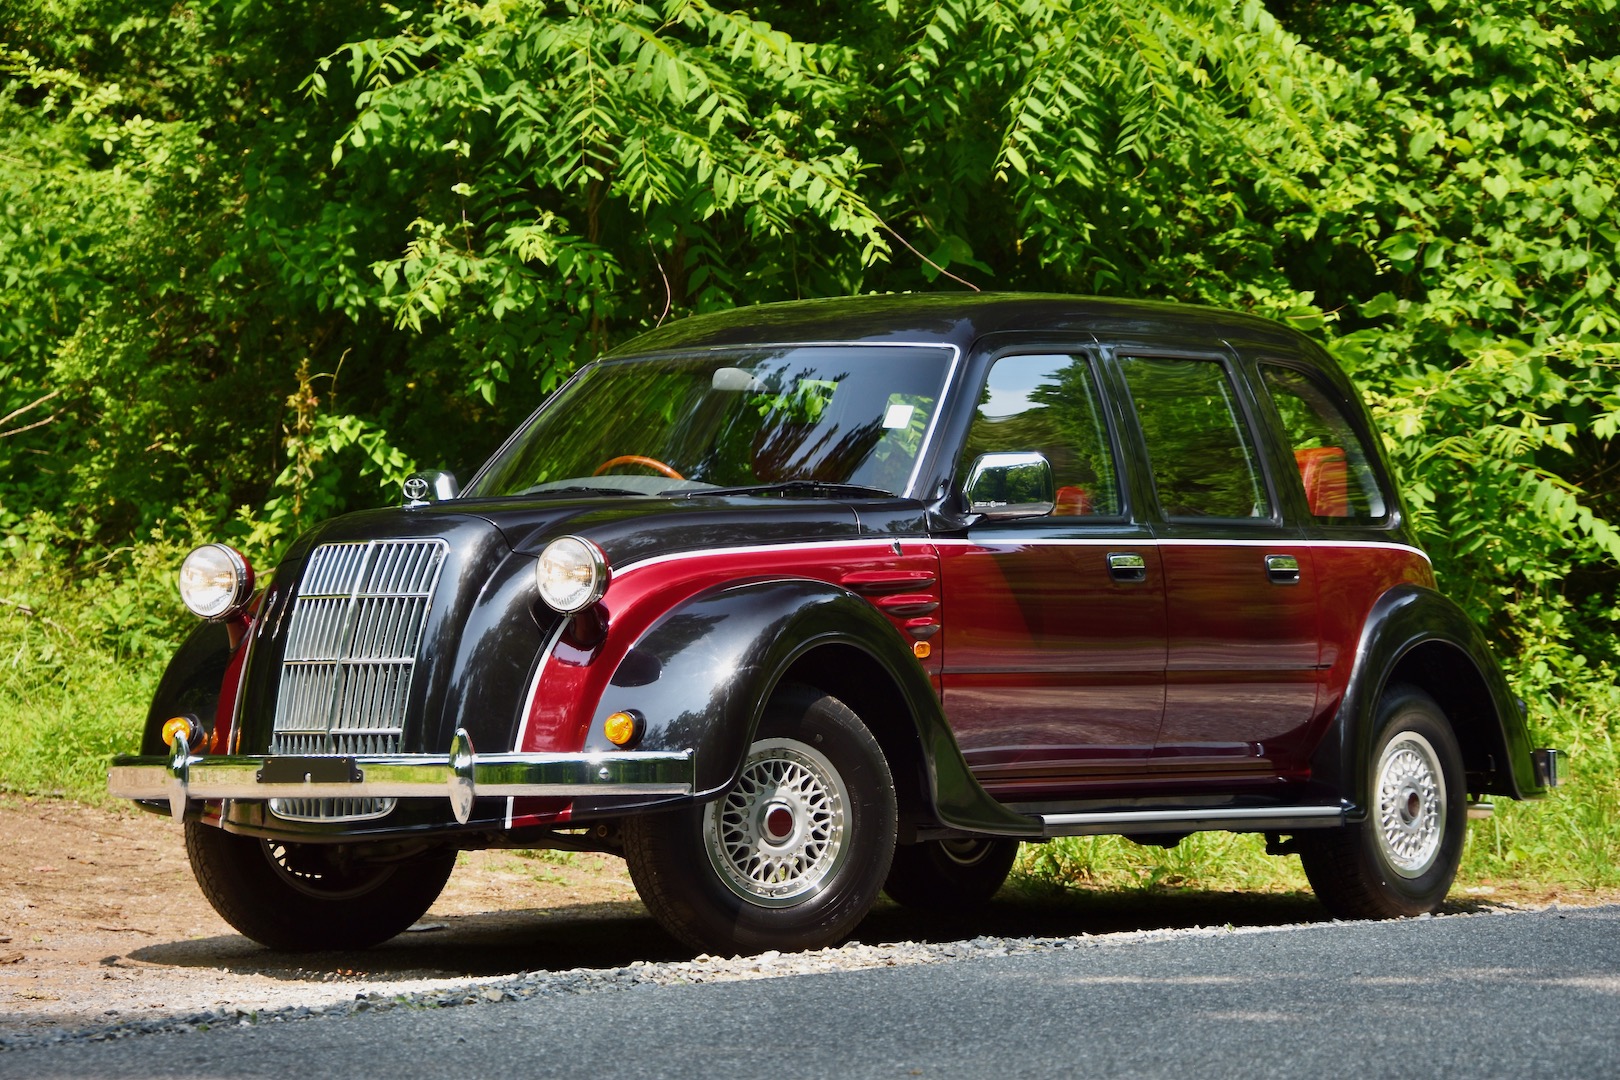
top-left (1315, 584), bottom-right (1539, 805)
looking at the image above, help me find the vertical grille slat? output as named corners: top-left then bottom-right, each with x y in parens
top-left (269, 538), bottom-right (449, 823)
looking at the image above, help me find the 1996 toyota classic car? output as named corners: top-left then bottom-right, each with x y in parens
top-left (109, 294), bottom-right (1559, 955)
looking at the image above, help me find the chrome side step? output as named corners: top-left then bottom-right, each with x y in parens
top-left (1039, 804), bottom-right (1345, 838)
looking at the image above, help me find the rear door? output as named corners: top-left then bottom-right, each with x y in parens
top-left (1110, 350), bottom-right (1321, 783)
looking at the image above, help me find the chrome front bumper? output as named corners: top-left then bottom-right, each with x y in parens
top-left (107, 729), bottom-right (695, 824)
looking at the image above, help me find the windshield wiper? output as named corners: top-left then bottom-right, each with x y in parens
top-left (520, 484), bottom-right (644, 497)
top-left (680, 480), bottom-right (894, 500)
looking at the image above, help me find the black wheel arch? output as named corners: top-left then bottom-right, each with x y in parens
top-left (1315, 583), bottom-right (1542, 806)
top-left (142, 619), bottom-right (236, 755)
top-left (594, 577), bottom-right (1036, 837)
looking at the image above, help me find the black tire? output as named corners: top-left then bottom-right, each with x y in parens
top-left (622, 684), bottom-right (897, 955)
top-left (1299, 684), bottom-right (1466, 919)
top-left (185, 823), bottom-right (456, 950)
top-left (883, 838), bottom-right (1020, 910)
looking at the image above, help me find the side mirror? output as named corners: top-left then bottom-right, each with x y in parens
top-left (403, 470), bottom-right (460, 507)
top-left (963, 452), bottom-right (1055, 519)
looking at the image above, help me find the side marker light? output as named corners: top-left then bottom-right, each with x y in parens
top-left (604, 711), bottom-right (642, 747)
top-left (161, 716), bottom-right (199, 749)
top-left (913, 641), bottom-right (932, 659)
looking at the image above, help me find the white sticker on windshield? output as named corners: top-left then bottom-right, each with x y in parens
top-left (883, 404), bottom-right (915, 429)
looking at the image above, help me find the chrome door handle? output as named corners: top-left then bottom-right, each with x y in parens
top-left (1265, 554), bottom-right (1301, 585)
top-left (1107, 552), bottom-right (1148, 583)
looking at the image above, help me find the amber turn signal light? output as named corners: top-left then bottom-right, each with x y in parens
top-left (603, 710), bottom-right (642, 747)
top-left (913, 641), bottom-right (932, 659)
top-left (161, 716), bottom-right (199, 748)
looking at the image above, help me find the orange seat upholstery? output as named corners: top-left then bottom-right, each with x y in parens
top-left (1054, 485), bottom-right (1093, 516)
top-left (1295, 446), bottom-right (1349, 517)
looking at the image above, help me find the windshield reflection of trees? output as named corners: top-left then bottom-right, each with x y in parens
top-left (468, 348), bottom-right (945, 498)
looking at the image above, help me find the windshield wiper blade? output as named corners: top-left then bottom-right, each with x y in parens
top-left (521, 484), bottom-right (643, 497)
top-left (681, 480), bottom-right (894, 499)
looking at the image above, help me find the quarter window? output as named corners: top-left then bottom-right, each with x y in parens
top-left (1261, 365), bottom-right (1389, 521)
top-left (959, 353), bottom-right (1121, 516)
top-left (1119, 357), bottom-right (1270, 520)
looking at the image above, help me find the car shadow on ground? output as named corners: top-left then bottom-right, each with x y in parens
top-left (121, 888), bottom-right (1349, 980)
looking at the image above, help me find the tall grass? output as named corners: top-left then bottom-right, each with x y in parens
top-left (0, 534), bottom-right (188, 801)
top-left (1016, 832), bottom-right (1308, 895)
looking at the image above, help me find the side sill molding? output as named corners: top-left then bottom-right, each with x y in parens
top-left (1039, 804), bottom-right (1345, 838)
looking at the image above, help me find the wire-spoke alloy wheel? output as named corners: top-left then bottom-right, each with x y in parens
top-left (262, 839), bottom-right (399, 900)
top-left (884, 836), bottom-right (1020, 910)
top-left (1299, 684), bottom-right (1466, 919)
top-left (1374, 731), bottom-right (1447, 878)
top-left (704, 738), bottom-right (849, 907)
top-left (622, 684), bottom-right (897, 955)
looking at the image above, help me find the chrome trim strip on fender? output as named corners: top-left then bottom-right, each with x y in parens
top-left (108, 727), bottom-right (695, 826)
top-left (508, 619), bottom-right (572, 829)
top-left (608, 536), bottom-right (1433, 582)
top-left (613, 538), bottom-right (918, 579)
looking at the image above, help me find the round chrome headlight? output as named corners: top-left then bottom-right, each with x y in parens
top-left (178, 544), bottom-right (255, 620)
top-left (535, 536), bottom-right (609, 614)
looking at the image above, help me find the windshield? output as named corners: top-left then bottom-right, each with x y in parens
top-left (465, 345), bottom-right (952, 499)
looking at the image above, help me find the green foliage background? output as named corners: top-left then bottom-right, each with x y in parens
top-left (2, 0), bottom-right (1617, 889)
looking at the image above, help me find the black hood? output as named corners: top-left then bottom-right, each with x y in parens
top-left (439, 492), bottom-right (868, 565)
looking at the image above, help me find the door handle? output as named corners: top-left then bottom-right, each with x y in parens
top-left (1265, 554), bottom-right (1301, 585)
top-left (1107, 552), bottom-right (1148, 583)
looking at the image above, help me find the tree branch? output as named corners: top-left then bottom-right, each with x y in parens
top-left (0, 389), bottom-right (60, 434)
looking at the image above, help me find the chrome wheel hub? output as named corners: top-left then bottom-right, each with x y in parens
top-left (1375, 731), bottom-right (1446, 878)
top-left (704, 738), bottom-right (848, 907)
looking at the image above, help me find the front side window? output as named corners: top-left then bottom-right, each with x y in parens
top-left (1119, 356), bottom-right (1270, 520)
top-left (1261, 364), bottom-right (1389, 522)
top-left (465, 345), bottom-right (951, 498)
top-left (958, 353), bottom-right (1121, 516)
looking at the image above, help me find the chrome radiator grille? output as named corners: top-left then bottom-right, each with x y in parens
top-left (269, 538), bottom-right (449, 821)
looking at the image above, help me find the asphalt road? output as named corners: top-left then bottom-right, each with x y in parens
top-left (4, 905), bottom-right (1616, 1079)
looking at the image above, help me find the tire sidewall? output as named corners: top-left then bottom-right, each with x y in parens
top-left (186, 823), bottom-right (455, 950)
top-left (1357, 687), bottom-right (1467, 914)
top-left (630, 686), bottom-right (897, 953)
top-left (883, 838), bottom-right (1020, 910)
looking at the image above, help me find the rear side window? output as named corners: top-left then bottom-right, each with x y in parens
top-left (959, 353), bottom-right (1121, 516)
top-left (1119, 356), bottom-right (1270, 520)
top-left (1260, 365), bottom-right (1389, 522)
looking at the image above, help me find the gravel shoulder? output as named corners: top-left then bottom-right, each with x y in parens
top-left (0, 795), bottom-right (654, 1043)
top-left (5, 795), bottom-right (1614, 1050)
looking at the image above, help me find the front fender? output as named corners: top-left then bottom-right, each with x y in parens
top-left (1316, 584), bottom-right (1537, 806)
top-left (142, 620), bottom-right (236, 755)
top-left (588, 578), bottom-right (1035, 834)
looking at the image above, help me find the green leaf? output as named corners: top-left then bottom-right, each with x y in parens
top-left (1360, 292), bottom-right (1400, 318)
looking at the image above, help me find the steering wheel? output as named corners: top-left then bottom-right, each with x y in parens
top-left (593, 455), bottom-right (685, 480)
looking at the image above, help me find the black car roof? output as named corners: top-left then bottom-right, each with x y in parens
top-left (612, 293), bottom-right (1313, 359)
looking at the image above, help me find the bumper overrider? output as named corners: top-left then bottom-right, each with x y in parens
top-left (107, 729), bottom-right (695, 825)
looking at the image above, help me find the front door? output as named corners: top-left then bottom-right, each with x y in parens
top-left (939, 352), bottom-right (1167, 801)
